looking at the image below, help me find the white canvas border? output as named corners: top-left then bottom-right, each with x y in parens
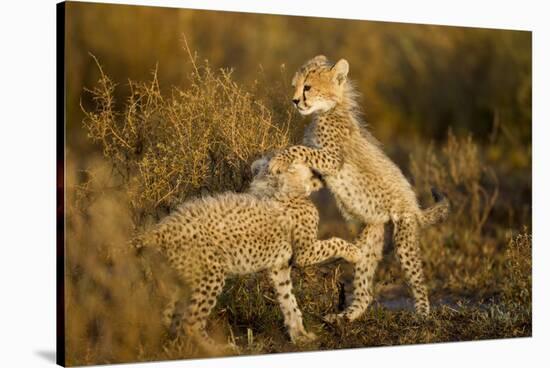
top-left (0, 1), bottom-right (547, 367)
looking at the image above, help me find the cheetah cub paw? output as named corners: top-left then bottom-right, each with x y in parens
top-left (222, 342), bottom-right (241, 355)
top-left (291, 330), bottom-right (318, 344)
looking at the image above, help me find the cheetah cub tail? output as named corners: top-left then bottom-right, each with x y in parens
top-left (418, 187), bottom-right (450, 228)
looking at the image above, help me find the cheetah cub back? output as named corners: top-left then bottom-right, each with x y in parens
top-left (270, 55), bottom-right (450, 321)
top-left (133, 157), bottom-right (361, 353)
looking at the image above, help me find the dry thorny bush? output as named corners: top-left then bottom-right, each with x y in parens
top-left (67, 51), bottom-right (530, 364)
top-left (81, 45), bottom-right (297, 227)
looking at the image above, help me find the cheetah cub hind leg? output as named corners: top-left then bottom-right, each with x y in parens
top-left (167, 266), bottom-right (237, 355)
top-left (324, 223), bottom-right (385, 324)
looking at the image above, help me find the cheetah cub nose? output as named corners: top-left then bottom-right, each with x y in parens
top-left (292, 98), bottom-right (300, 105)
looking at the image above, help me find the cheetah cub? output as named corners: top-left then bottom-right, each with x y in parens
top-left (269, 55), bottom-right (450, 320)
top-left (133, 157), bottom-right (361, 353)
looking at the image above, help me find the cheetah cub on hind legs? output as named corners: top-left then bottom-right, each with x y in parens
top-left (270, 55), bottom-right (450, 321)
top-left (133, 157), bottom-right (362, 354)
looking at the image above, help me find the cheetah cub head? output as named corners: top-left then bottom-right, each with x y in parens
top-left (291, 55), bottom-right (350, 116)
top-left (249, 156), bottom-right (323, 198)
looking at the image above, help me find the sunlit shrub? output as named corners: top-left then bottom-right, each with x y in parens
top-left (81, 45), bottom-right (297, 225)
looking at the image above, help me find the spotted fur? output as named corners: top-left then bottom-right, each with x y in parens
top-left (270, 56), bottom-right (450, 320)
top-left (133, 158), bottom-right (361, 352)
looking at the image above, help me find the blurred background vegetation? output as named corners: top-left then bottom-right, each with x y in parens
top-left (67, 3), bottom-right (531, 143)
top-left (66, 1), bottom-right (531, 228)
top-left (63, 2), bottom-right (531, 365)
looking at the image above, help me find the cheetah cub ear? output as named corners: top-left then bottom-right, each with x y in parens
top-left (331, 59), bottom-right (349, 85)
top-left (310, 54), bottom-right (328, 65)
top-left (251, 157), bottom-right (269, 177)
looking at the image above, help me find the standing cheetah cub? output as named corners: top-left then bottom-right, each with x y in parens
top-left (269, 55), bottom-right (450, 320)
top-left (133, 157), bottom-right (361, 353)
